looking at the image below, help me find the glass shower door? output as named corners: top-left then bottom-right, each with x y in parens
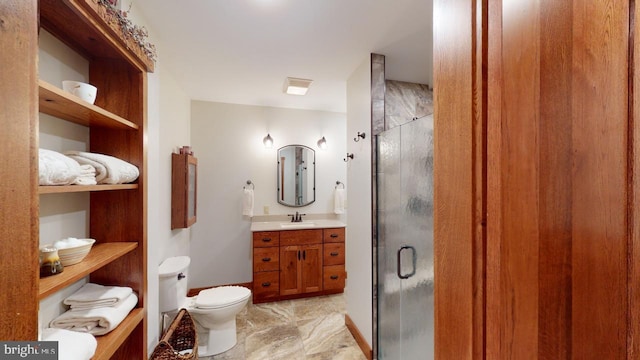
top-left (377, 115), bottom-right (434, 359)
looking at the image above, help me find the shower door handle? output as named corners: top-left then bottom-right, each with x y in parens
top-left (397, 245), bottom-right (417, 279)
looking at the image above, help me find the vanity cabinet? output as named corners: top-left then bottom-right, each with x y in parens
top-left (1, 1), bottom-right (151, 358)
top-left (252, 227), bottom-right (346, 303)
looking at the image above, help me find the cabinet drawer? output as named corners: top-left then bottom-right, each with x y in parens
top-left (323, 243), bottom-right (345, 266)
top-left (323, 265), bottom-right (346, 290)
top-left (253, 231), bottom-right (280, 247)
top-left (253, 271), bottom-right (280, 300)
top-left (323, 228), bottom-right (345, 243)
top-left (280, 229), bottom-right (322, 246)
top-left (253, 247), bottom-right (279, 272)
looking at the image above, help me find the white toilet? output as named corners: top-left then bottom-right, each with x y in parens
top-left (159, 256), bottom-right (251, 356)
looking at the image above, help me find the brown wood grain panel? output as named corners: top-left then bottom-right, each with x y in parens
top-left (0, 0), bottom-right (39, 341)
top-left (323, 243), bottom-right (345, 266)
top-left (301, 244), bottom-right (323, 293)
top-left (253, 231), bottom-right (280, 247)
top-left (280, 246), bottom-right (301, 296)
top-left (322, 227), bottom-right (345, 243)
top-left (500, 2), bottom-right (542, 357)
top-left (39, 184), bottom-right (138, 194)
top-left (434, 0), bottom-right (478, 358)
top-left (571, 2), bottom-right (629, 358)
top-left (253, 247), bottom-right (280, 272)
top-left (538, 1), bottom-right (573, 358)
top-left (253, 271), bottom-right (280, 301)
top-left (323, 265), bottom-right (346, 290)
top-left (280, 229), bottom-right (322, 246)
top-left (631, 2), bottom-right (640, 357)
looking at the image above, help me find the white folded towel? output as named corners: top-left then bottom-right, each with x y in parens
top-left (41, 328), bottom-right (97, 360)
top-left (64, 283), bottom-right (133, 311)
top-left (72, 165), bottom-right (97, 185)
top-left (39, 149), bottom-right (82, 185)
top-left (242, 188), bottom-right (254, 217)
top-left (50, 292), bottom-right (138, 335)
top-left (334, 188), bottom-right (345, 214)
top-left (65, 151), bottom-right (139, 184)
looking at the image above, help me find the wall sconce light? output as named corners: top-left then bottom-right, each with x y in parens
top-left (317, 136), bottom-right (328, 150)
top-left (263, 133), bottom-right (274, 148)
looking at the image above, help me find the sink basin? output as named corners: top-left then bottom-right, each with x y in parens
top-left (280, 222), bottom-right (316, 229)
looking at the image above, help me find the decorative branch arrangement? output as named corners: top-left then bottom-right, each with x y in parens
top-left (97, 0), bottom-right (158, 62)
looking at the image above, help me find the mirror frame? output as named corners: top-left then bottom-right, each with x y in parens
top-left (277, 144), bottom-right (316, 207)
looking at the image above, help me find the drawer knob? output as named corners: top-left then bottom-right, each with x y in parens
top-left (330, 275), bottom-right (339, 280)
top-left (330, 234), bottom-right (339, 238)
top-left (262, 257), bottom-right (271, 262)
top-left (330, 252), bottom-right (339, 256)
top-left (262, 238), bottom-right (272, 242)
top-left (261, 282), bottom-right (271, 287)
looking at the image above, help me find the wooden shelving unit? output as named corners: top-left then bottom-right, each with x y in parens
top-left (39, 243), bottom-right (138, 299)
top-left (0, 0), bottom-right (153, 358)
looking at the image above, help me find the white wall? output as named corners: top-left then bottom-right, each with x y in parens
top-left (189, 101), bottom-right (347, 288)
top-left (124, 1), bottom-right (193, 351)
top-left (346, 57), bottom-right (373, 347)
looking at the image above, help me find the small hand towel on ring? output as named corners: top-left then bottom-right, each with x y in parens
top-left (334, 188), bottom-right (345, 214)
top-left (242, 188), bottom-right (254, 217)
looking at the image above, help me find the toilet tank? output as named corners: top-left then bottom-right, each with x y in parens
top-left (158, 256), bottom-right (191, 313)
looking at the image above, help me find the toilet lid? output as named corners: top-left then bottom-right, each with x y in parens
top-left (195, 286), bottom-right (250, 309)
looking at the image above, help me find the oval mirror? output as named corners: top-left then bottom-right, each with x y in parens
top-left (277, 145), bottom-right (315, 207)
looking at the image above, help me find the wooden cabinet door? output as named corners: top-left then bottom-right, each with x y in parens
top-left (280, 246), bottom-right (301, 296)
top-left (300, 244), bottom-right (323, 293)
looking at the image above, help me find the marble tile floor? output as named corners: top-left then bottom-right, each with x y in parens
top-left (200, 293), bottom-right (367, 360)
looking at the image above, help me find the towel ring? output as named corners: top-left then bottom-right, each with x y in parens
top-left (335, 181), bottom-right (345, 189)
top-left (243, 180), bottom-right (255, 190)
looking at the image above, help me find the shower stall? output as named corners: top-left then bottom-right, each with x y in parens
top-left (376, 114), bottom-right (434, 359)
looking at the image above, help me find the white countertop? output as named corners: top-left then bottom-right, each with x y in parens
top-left (250, 219), bottom-right (346, 232)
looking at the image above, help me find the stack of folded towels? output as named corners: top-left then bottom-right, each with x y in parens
top-left (49, 283), bottom-right (138, 336)
top-left (41, 328), bottom-right (97, 360)
top-left (38, 148), bottom-right (139, 186)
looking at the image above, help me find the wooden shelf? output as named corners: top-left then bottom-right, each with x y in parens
top-left (39, 0), bottom-right (154, 72)
top-left (39, 242), bottom-right (138, 300)
top-left (39, 80), bottom-right (138, 130)
top-left (93, 308), bottom-right (145, 360)
top-left (39, 184), bottom-right (138, 194)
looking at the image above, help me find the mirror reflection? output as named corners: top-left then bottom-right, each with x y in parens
top-left (277, 145), bottom-right (315, 207)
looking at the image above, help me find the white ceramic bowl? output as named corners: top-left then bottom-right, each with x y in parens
top-left (62, 81), bottom-right (97, 104)
top-left (51, 238), bottom-right (96, 266)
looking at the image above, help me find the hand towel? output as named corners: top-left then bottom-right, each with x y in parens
top-left (242, 188), bottom-right (254, 217)
top-left (50, 292), bottom-right (138, 335)
top-left (65, 151), bottom-right (139, 184)
top-left (64, 283), bottom-right (133, 311)
top-left (334, 188), bottom-right (345, 214)
top-left (41, 328), bottom-right (97, 360)
top-left (39, 149), bottom-right (82, 185)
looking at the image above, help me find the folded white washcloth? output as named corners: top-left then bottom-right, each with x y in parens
top-left (64, 283), bottom-right (133, 311)
top-left (39, 149), bottom-right (82, 186)
top-left (41, 328), bottom-right (97, 360)
top-left (334, 188), bottom-right (345, 214)
top-left (73, 175), bottom-right (97, 186)
top-left (50, 292), bottom-right (138, 335)
top-left (242, 188), bottom-right (254, 217)
top-left (65, 151), bottom-right (139, 184)
top-left (78, 164), bottom-right (96, 175)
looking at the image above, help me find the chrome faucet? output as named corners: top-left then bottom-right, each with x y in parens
top-left (287, 211), bottom-right (306, 222)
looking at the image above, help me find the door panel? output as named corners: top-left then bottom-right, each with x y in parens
top-left (280, 246), bottom-right (300, 296)
top-left (301, 244), bottom-right (323, 293)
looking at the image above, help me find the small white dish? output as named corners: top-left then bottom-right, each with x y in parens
top-left (62, 81), bottom-right (97, 104)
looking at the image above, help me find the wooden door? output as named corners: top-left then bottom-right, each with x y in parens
top-left (280, 246), bottom-right (301, 296)
top-left (435, 0), bottom-right (640, 358)
top-left (300, 244), bottom-right (323, 293)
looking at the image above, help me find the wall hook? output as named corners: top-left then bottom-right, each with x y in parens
top-left (344, 153), bottom-right (354, 162)
top-left (354, 132), bottom-right (366, 142)
top-left (243, 180), bottom-right (255, 190)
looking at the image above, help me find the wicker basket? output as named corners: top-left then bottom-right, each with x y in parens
top-left (150, 308), bottom-right (198, 360)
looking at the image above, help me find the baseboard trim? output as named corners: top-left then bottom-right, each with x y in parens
top-left (345, 314), bottom-right (372, 360)
top-left (187, 282), bottom-right (253, 297)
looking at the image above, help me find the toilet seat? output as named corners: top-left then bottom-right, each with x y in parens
top-left (194, 286), bottom-right (251, 310)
